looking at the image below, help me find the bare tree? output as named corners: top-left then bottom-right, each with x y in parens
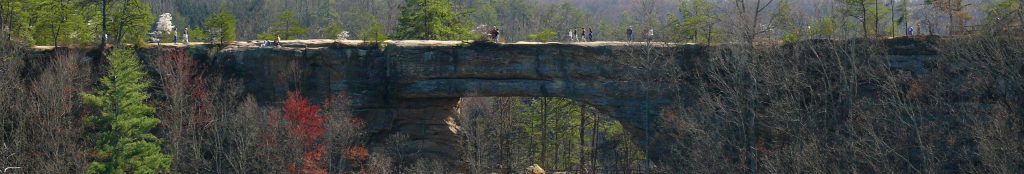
top-left (152, 48), bottom-right (216, 172)
top-left (729, 0), bottom-right (777, 44)
top-left (321, 92), bottom-right (365, 173)
top-left (9, 50), bottom-right (93, 173)
top-left (364, 153), bottom-right (394, 174)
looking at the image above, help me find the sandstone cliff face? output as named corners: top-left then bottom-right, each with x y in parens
top-left (57, 37), bottom-right (1017, 172)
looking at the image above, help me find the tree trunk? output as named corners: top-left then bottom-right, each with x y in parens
top-left (540, 98), bottom-right (548, 166)
top-left (707, 23), bottom-right (713, 43)
top-left (100, 0), bottom-right (107, 55)
top-left (745, 72), bottom-right (758, 174)
top-left (874, 0), bottom-right (880, 37)
top-left (861, 1), bottom-right (869, 37)
top-left (54, 0), bottom-right (67, 47)
top-left (53, 26), bottom-right (59, 47)
top-left (554, 102), bottom-right (563, 170)
top-left (590, 108), bottom-right (598, 173)
top-left (115, 0), bottom-right (130, 44)
top-left (891, 0), bottom-right (896, 37)
top-left (1, 0), bottom-right (6, 37)
top-left (579, 103), bottom-right (586, 173)
top-left (946, 0), bottom-right (956, 34)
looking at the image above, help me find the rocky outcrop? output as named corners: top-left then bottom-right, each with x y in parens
top-left (526, 164), bottom-right (546, 174)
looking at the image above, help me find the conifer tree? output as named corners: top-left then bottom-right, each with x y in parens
top-left (394, 0), bottom-right (474, 40)
top-left (359, 17), bottom-right (388, 42)
top-left (205, 8), bottom-right (237, 44)
top-left (271, 11), bottom-right (306, 40)
top-left (672, 0), bottom-right (716, 43)
top-left (81, 48), bottom-right (172, 174)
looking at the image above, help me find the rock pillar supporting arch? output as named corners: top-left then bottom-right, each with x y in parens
top-left (359, 98), bottom-right (466, 169)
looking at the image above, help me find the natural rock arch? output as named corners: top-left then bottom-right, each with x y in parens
top-left (211, 40), bottom-right (698, 170)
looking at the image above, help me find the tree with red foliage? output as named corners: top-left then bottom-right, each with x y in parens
top-left (283, 91), bottom-right (326, 146)
top-left (282, 91), bottom-right (328, 173)
top-left (346, 146), bottom-right (370, 169)
top-left (299, 145), bottom-right (328, 174)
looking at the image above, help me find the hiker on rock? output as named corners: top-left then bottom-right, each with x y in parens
top-left (489, 26), bottom-right (499, 42)
top-left (627, 26), bottom-right (634, 42)
top-left (275, 35), bottom-right (281, 47)
top-left (183, 28), bottom-right (190, 44)
top-left (646, 28), bottom-right (654, 41)
top-left (581, 28), bottom-right (587, 41)
top-left (587, 28), bottom-right (594, 42)
top-left (567, 29), bottom-right (572, 42)
top-left (572, 28), bottom-right (579, 42)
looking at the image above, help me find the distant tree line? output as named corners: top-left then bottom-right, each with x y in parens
top-left (2, 0), bottom-right (1021, 45)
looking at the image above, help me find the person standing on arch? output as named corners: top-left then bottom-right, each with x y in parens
top-left (587, 28), bottom-right (594, 42)
top-left (582, 27), bottom-right (587, 41)
top-left (626, 26), bottom-right (634, 42)
top-left (489, 26), bottom-right (499, 42)
top-left (581, 28), bottom-right (587, 42)
top-left (579, 27), bottom-right (585, 42)
top-left (183, 28), bottom-right (190, 45)
top-left (275, 35), bottom-right (281, 47)
top-left (495, 27), bottom-right (502, 43)
top-left (572, 28), bottom-right (579, 42)
top-left (646, 28), bottom-right (654, 41)
top-left (568, 29), bottom-right (573, 42)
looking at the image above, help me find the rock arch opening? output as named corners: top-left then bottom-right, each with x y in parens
top-left (456, 97), bottom-right (651, 173)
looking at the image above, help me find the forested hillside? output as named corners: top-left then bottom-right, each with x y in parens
top-left (3, 0), bottom-right (1021, 46)
top-left (135, 0), bottom-right (1024, 42)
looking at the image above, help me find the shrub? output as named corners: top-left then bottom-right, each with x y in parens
top-left (528, 30), bottom-right (558, 42)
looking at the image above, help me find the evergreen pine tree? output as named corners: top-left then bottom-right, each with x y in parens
top-left (271, 11), bottom-right (306, 40)
top-left (205, 8), bottom-right (237, 44)
top-left (394, 0), bottom-right (474, 40)
top-left (82, 48), bottom-right (172, 174)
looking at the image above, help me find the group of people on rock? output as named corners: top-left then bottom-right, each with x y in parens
top-left (174, 28), bottom-right (191, 44)
top-left (568, 28), bottom-right (595, 42)
top-left (626, 26), bottom-right (655, 42)
top-left (160, 26), bottom-right (661, 46)
top-left (481, 25), bottom-right (657, 43)
top-left (260, 35), bottom-right (283, 47)
top-left (158, 28), bottom-right (191, 45)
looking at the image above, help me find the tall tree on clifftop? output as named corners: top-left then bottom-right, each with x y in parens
top-left (838, 0), bottom-right (872, 37)
top-left (926, 0), bottom-right (970, 34)
top-left (394, 0), bottom-right (474, 40)
top-left (271, 11), bottom-right (306, 40)
top-left (81, 48), bottom-right (172, 174)
top-left (205, 7), bottom-right (236, 44)
top-left (103, 0), bottom-right (153, 45)
top-left (101, 0), bottom-right (108, 55)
